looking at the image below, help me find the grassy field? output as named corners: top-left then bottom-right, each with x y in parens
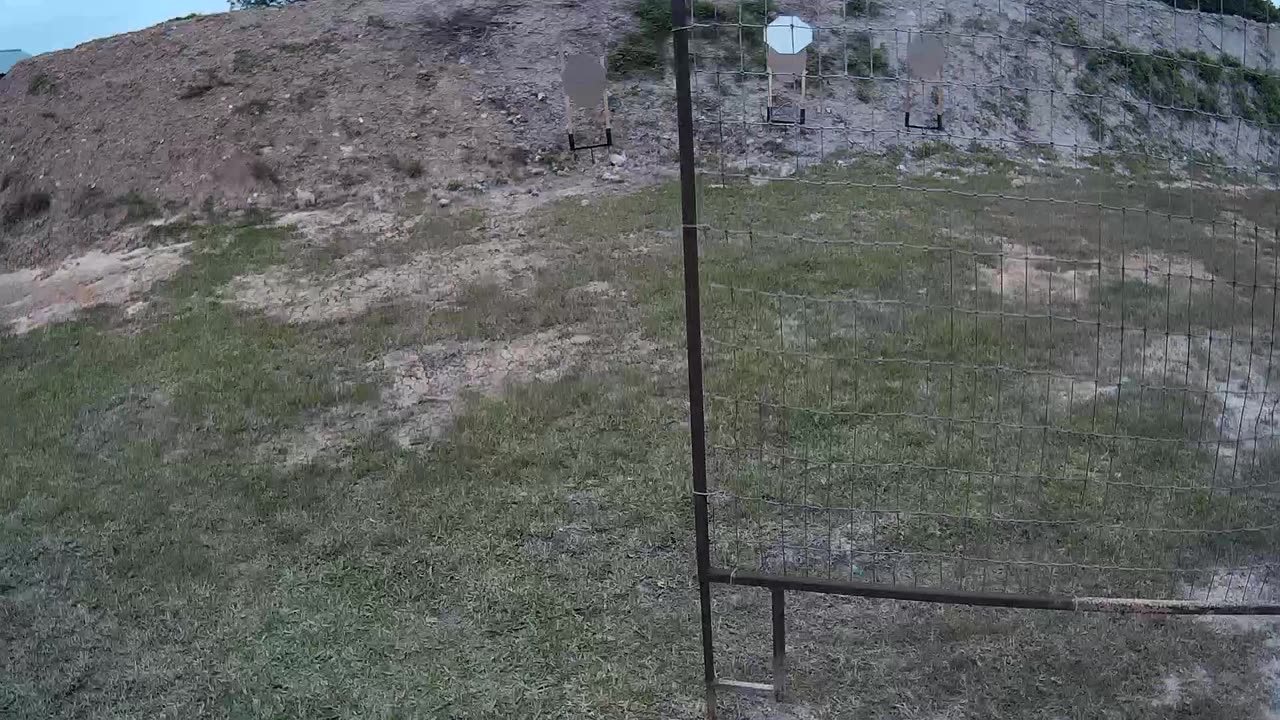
top-left (695, 151), bottom-right (1280, 601)
top-left (3, 154), bottom-right (1280, 718)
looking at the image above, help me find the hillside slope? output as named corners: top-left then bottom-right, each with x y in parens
top-left (2, 0), bottom-right (1278, 269)
top-left (0, 0), bottom-right (664, 269)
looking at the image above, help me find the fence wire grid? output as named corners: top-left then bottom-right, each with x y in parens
top-left (680, 0), bottom-right (1280, 607)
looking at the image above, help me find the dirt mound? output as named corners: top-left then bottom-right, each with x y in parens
top-left (5, 0), bottom-right (1279, 272)
top-left (0, 0), bottom-right (668, 270)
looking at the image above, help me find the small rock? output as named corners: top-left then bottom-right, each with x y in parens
top-left (609, 152), bottom-right (628, 167)
top-left (438, 197), bottom-right (452, 207)
top-left (530, 167), bottom-right (547, 176)
top-left (294, 188), bottom-right (317, 208)
top-left (601, 172), bottom-right (624, 184)
top-left (570, 334), bottom-right (593, 346)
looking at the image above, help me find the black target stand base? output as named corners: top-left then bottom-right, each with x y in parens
top-left (567, 128), bottom-right (614, 152)
top-left (905, 111), bottom-right (944, 131)
top-left (767, 106), bottom-right (806, 126)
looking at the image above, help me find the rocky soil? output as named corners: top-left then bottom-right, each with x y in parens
top-left (2, 0), bottom-right (1279, 270)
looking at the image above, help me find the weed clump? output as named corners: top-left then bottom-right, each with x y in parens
top-left (1074, 43), bottom-right (1280, 138)
top-left (610, 0), bottom-right (771, 77)
top-left (2, 190), bottom-right (52, 228)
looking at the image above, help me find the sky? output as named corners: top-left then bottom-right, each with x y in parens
top-left (0, 0), bottom-right (231, 56)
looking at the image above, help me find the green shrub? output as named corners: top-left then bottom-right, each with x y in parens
top-left (389, 155), bottom-right (425, 179)
top-left (27, 74), bottom-right (55, 96)
top-left (1081, 42), bottom-right (1280, 124)
top-left (846, 0), bottom-right (883, 16)
top-left (610, 0), bottom-right (673, 76)
top-left (609, 34), bottom-right (666, 76)
top-left (693, 0), bottom-right (719, 19)
top-left (849, 32), bottom-right (892, 78)
top-left (1, 190), bottom-right (51, 229)
top-left (249, 159), bottom-right (280, 186)
top-left (1057, 17), bottom-right (1085, 46)
top-left (914, 140), bottom-right (951, 158)
top-left (612, 0), bottom-right (775, 77)
top-left (115, 191), bottom-right (160, 222)
top-left (230, 0), bottom-right (304, 7)
top-left (1158, 0), bottom-right (1275, 23)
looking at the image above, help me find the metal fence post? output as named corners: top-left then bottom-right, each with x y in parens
top-left (670, 0), bottom-right (716, 717)
top-left (772, 589), bottom-right (787, 702)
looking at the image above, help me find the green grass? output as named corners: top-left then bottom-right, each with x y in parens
top-left (657, 160), bottom-right (1280, 599)
top-left (0, 218), bottom-right (699, 717)
top-left (4, 160), bottom-right (1280, 717)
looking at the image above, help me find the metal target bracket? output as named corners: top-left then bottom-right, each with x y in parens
top-left (766, 106), bottom-right (807, 126)
top-left (567, 128), bottom-right (614, 152)
top-left (905, 111), bottom-right (944, 131)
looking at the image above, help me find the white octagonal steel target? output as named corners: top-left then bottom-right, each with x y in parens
top-left (765, 16), bottom-right (814, 55)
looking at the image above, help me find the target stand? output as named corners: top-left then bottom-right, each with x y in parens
top-left (562, 52), bottom-right (614, 155)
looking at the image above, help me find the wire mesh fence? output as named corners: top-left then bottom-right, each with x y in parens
top-left (678, 0), bottom-right (1280, 608)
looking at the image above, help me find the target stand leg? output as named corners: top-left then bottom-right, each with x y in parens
top-left (711, 588), bottom-right (788, 711)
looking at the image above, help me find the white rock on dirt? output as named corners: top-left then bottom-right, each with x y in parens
top-left (294, 188), bottom-right (317, 208)
top-left (375, 330), bottom-right (585, 445)
top-left (0, 244), bottom-right (190, 335)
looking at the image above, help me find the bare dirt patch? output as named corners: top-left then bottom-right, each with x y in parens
top-left (374, 329), bottom-right (587, 445)
top-left (271, 327), bottom-right (666, 463)
top-left (226, 238), bottom-right (545, 323)
top-left (0, 244), bottom-right (189, 335)
top-left (977, 239), bottom-right (1213, 303)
